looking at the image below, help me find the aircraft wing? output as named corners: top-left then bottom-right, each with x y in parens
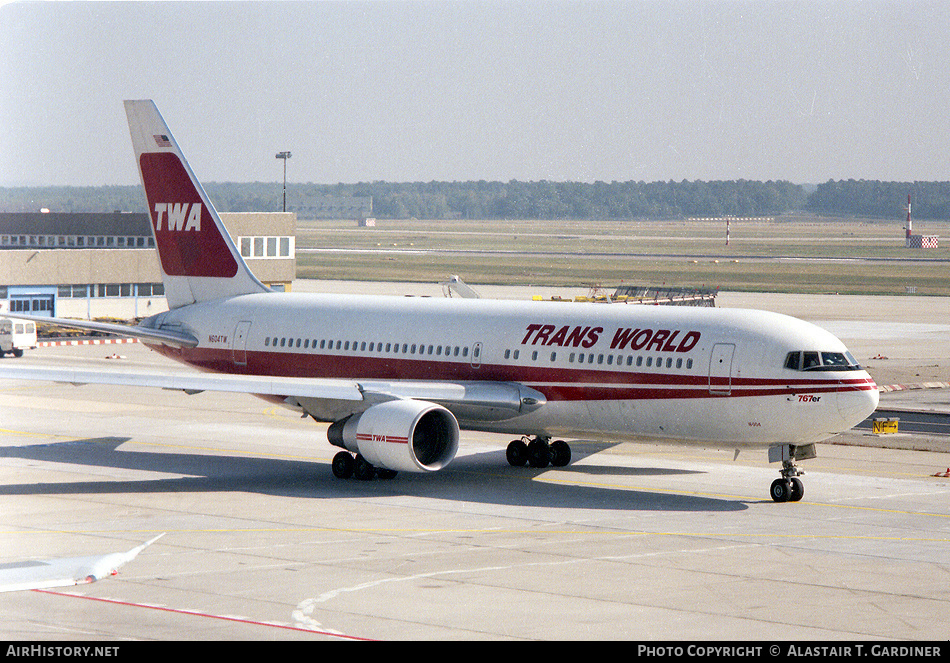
top-left (293, 379), bottom-right (544, 422)
top-left (0, 314), bottom-right (542, 420)
top-left (0, 366), bottom-right (544, 422)
top-left (0, 364), bottom-right (364, 402)
top-left (0, 535), bottom-right (164, 593)
top-left (0, 312), bottom-right (197, 348)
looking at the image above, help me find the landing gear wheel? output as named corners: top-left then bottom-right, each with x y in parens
top-left (353, 454), bottom-right (375, 480)
top-left (769, 450), bottom-right (808, 503)
top-left (789, 477), bottom-right (804, 502)
top-left (549, 440), bottom-right (571, 467)
top-left (508, 436), bottom-right (573, 469)
top-left (770, 478), bottom-right (792, 503)
top-left (506, 439), bottom-right (528, 466)
top-left (332, 451), bottom-right (396, 480)
top-left (331, 451), bottom-right (354, 479)
top-left (527, 439), bottom-right (550, 468)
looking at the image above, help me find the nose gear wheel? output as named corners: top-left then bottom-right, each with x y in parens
top-left (770, 459), bottom-right (805, 502)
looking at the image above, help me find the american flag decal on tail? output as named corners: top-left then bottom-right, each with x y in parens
top-left (153, 134), bottom-right (172, 148)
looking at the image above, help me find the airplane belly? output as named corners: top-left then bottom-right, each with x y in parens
top-left (576, 393), bottom-right (849, 448)
top-left (608, 396), bottom-right (765, 444)
top-left (475, 396), bottom-right (792, 447)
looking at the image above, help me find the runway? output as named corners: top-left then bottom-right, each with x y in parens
top-left (298, 246), bottom-right (950, 265)
top-left (0, 288), bottom-right (948, 641)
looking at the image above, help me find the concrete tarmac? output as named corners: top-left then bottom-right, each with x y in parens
top-left (0, 285), bottom-right (948, 641)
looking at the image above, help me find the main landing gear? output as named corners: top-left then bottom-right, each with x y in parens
top-left (506, 436), bottom-right (572, 469)
top-left (331, 451), bottom-right (398, 481)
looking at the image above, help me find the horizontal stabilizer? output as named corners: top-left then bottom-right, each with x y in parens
top-left (0, 312), bottom-right (197, 348)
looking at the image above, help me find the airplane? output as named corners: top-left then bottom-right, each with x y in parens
top-left (0, 100), bottom-right (879, 502)
top-left (0, 535), bottom-right (163, 593)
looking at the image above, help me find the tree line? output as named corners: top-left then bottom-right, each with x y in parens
top-left (2, 179), bottom-right (948, 220)
top-left (806, 180), bottom-right (950, 219)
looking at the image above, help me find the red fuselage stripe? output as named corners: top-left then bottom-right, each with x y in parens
top-left (154, 345), bottom-right (876, 402)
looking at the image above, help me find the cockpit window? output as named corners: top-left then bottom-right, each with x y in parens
top-left (784, 351), bottom-right (862, 371)
top-left (820, 352), bottom-right (852, 368)
top-left (784, 351), bottom-right (800, 370)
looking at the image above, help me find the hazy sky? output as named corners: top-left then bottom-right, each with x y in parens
top-left (2, 0), bottom-right (949, 187)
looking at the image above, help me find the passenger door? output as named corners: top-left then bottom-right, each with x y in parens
top-left (708, 343), bottom-right (735, 395)
top-left (232, 320), bottom-right (252, 367)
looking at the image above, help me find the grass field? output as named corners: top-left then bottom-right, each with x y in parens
top-left (294, 216), bottom-right (950, 296)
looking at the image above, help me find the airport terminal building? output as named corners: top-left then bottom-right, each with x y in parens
top-left (0, 211), bottom-right (295, 320)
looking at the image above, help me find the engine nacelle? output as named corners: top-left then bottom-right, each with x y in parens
top-left (327, 400), bottom-right (460, 473)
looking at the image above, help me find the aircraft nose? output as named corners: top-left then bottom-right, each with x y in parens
top-left (837, 373), bottom-right (879, 426)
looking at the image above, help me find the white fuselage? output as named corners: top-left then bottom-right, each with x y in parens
top-left (143, 292), bottom-right (879, 450)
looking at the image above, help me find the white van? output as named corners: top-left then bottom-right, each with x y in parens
top-left (0, 318), bottom-right (38, 357)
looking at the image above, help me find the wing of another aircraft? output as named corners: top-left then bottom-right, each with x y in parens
top-left (0, 535), bottom-right (164, 593)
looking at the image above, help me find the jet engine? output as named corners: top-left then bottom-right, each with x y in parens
top-left (327, 399), bottom-right (460, 473)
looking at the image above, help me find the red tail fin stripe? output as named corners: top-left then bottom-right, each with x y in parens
top-left (139, 152), bottom-right (238, 278)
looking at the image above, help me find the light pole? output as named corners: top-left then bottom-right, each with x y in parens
top-left (275, 151), bottom-right (291, 212)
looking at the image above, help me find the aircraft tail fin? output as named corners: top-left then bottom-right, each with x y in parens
top-left (124, 100), bottom-right (269, 309)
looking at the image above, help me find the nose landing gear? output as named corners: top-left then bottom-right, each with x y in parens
top-left (770, 471), bottom-right (804, 503)
top-left (768, 443), bottom-right (814, 502)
